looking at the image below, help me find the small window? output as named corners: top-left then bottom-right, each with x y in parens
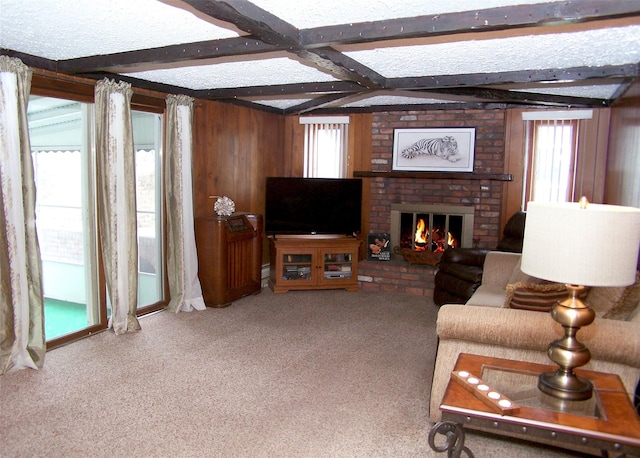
top-left (300, 116), bottom-right (349, 178)
top-left (522, 110), bottom-right (592, 206)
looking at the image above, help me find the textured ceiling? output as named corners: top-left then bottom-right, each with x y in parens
top-left (1, 0), bottom-right (639, 114)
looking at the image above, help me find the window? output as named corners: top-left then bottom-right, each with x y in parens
top-left (300, 116), bottom-right (349, 178)
top-left (522, 110), bottom-right (592, 206)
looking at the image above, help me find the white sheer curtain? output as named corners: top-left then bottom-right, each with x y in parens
top-left (164, 94), bottom-right (205, 313)
top-left (0, 56), bottom-right (45, 373)
top-left (94, 79), bottom-right (141, 334)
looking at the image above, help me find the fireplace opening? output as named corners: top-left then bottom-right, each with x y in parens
top-left (399, 213), bottom-right (462, 252)
top-left (390, 204), bottom-right (474, 264)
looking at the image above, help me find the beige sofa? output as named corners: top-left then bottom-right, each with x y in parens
top-left (429, 251), bottom-right (640, 423)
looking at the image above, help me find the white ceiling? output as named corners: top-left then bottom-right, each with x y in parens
top-left (1, 0), bottom-right (639, 114)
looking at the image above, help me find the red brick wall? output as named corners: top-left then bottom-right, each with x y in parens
top-left (358, 109), bottom-right (506, 297)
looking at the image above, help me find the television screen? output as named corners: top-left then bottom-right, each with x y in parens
top-left (265, 177), bottom-right (362, 236)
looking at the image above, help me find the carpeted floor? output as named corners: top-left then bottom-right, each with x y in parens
top-left (1, 288), bottom-right (590, 457)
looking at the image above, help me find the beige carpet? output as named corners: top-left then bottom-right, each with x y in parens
top-left (1, 288), bottom-right (588, 457)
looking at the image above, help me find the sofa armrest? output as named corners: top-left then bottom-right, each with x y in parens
top-left (480, 251), bottom-right (521, 288)
top-left (437, 304), bottom-right (640, 368)
top-left (439, 248), bottom-right (489, 267)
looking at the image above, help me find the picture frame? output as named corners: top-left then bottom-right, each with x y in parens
top-left (392, 127), bottom-right (476, 172)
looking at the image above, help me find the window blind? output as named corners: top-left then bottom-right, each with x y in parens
top-left (300, 116), bottom-right (349, 178)
top-left (524, 117), bottom-right (580, 205)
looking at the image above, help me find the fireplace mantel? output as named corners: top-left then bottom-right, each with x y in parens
top-left (354, 171), bottom-right (512, 181)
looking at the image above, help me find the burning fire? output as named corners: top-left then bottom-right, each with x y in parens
top-left (414, 218), bottom-right (427, 246)
top-left (414, 218), bottom-right (458, 252)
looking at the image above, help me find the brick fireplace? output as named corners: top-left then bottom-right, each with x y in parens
top-left (358, 109), bottom-right (506, 298)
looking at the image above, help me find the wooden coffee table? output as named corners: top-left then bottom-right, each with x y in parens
top-left (429, 353), bottom-right (640, 457)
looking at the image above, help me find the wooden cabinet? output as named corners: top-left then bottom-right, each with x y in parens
top-left (268, 236), bottom-right (361, 293)
top-left (195, 213), bottom-right (262, 307)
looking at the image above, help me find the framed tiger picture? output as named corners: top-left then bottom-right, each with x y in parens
top-left (392, 127), bottom-right (476, 172)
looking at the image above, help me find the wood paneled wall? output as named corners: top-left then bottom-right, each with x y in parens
top-left (349, 114), bottom-right (373, 250)
top-left (606, 80), bottom-right (640, 208)
top-left (192, 101), bottom-right (284, 220)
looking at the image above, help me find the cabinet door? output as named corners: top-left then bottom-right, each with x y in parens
top-left (318, 247), bottom-right (357, 287)
top-left (278, 247), bottom-right (318, 286)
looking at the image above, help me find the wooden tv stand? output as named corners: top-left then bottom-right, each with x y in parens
top-left (268, 235), bottom-right (362, 293)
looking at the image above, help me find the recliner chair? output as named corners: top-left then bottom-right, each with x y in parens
top-left (433, 211), bottom-right (526, 306)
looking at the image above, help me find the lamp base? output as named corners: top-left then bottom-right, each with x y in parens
top-left (538, 370), bottom-right (593, 401)
top-left (540, 284), bottom-right (596, 401)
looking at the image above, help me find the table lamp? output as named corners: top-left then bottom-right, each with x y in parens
top-left (520, 198), bottom-right (640, 401)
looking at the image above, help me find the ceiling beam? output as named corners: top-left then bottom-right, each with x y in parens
top-left (57, 37), bottom-right (278, 73)
top-left (418, 87), bottom-right (609, 107)
top-left (298, 47), bottom-right (386, 88)
top-left (181, 0), bottom-right (381, 88)
top-left (194, 64), bottom-right (638, 100)
top-left (309, 102), bottom-right (512, 115)
top-left (181, 0), bottom-right (300, 48)
top-left (284, 93), bottom-right (358, 115)
top-left (0, 49), bottom-right (58, 72)
top-left (386, 64), bottom-right (640, 90)
top-left (193, 81), bottom-right (362, 99)
top-left (73, 71), bottom-right (202, 97)
top-left (301, 0), bottom-right (640, 47)
top-left (609, 78), bottom-right (637, 101)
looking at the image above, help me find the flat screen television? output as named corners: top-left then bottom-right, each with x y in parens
top-left (265, 177), bottom-right (363, 236)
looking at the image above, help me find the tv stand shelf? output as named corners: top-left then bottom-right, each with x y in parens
top-left (268, 236), bottom-right (362, 294)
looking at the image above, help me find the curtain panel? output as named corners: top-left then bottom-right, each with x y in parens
top-left (164, 94), bottom-right (205, 313)
top-left (94, 79), bottom-right (141, 334)
top-left (0, 56), bottom-right (45, 373)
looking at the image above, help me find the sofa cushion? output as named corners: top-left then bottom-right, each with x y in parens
top-left (506, 258), bottom-right (540, 285)
top-left (586, 272), bottom-right (640, 320)
top-left (504, 282), bottom-right (568, 312)
top-left (601, 272), bottom-right (640, 321)
top-left (467, 284), bottom-right (508, 308)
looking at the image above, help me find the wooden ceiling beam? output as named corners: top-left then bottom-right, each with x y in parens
top-left (181, 0), bottom-right (300, 48)
top-left (283, 93), bottom-right (357, 115)
top-left (195, 64), bottom-right (637, 99)
top-left (386, 64), bottom-right (640, 90)
top-left (181, 0), bottom-right (382, 88)
top-left (417, 87), bottom-right (609, 107)
top-left (71, 72), bottom-right (201, 97)
top-left (193, 81), bottom-right (362, 99)
top-left (57, 37), bottom-right (278, 73)
top-left (301, 0), bottom-right (640, 47)
top-left (0, 48), bottom-right (58, 72)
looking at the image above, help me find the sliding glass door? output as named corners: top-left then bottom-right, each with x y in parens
top-left (28, 96), bottom-right (99, 340)
top-left (133, 111), bottom-right (163, 308)
top-left (28, 96), bottom-right (166, 343)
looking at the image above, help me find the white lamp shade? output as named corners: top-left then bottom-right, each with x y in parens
top-left (521, 201), bottom-right (640, 287)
